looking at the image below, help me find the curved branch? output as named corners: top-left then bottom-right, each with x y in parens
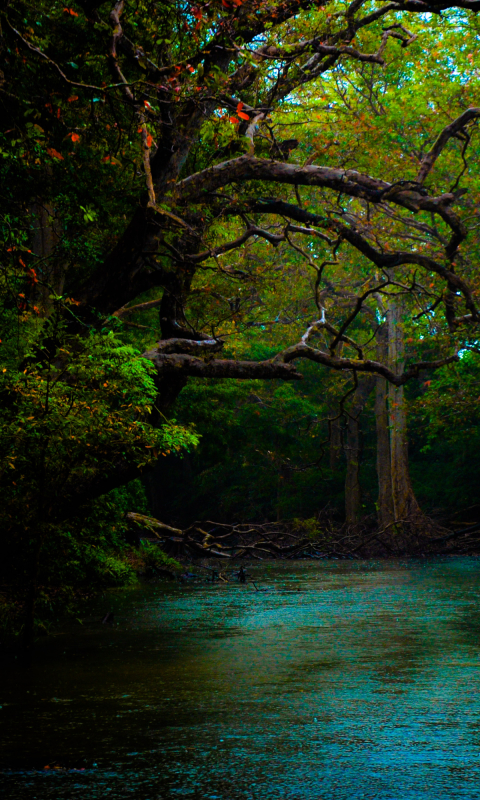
top-left (187, 226), bottom-right (284, 262)
top-left (177, 155), bottom-right (460, 223)
top-left (417, 108), bottom-right (480, 184)
top-left (278, 342), bottom-right (460, 385)
top-left (6, 20), bottom-right (120, 92)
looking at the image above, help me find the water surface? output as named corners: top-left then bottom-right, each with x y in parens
top-left (2, 558), bottom-right (480, 799)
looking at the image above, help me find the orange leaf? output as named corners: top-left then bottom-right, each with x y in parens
top-left (229, 116), bottom-right (239, 124)
top-left (238, 111), bottom-right (249, 120)
top-left (146, 133), bottom-right (153, 147)
top-left (63, 8), bottom-right (79, 16)
top-left (137, 126), bottom-right (144, 133)
top-left (236, 101), bottom-right (244, 112)
top-left (70, 133), bottom-right (80, 142)
top-left (67, 95), bottom-right (79, 103)
top-left (47, 147), bottom-right (64, 160)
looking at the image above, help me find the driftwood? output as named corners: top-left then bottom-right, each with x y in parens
top-left (126, 511), bottom-right (480, 560)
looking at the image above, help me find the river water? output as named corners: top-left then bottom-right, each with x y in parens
top-left (2, 558), bottom-right (480, 799)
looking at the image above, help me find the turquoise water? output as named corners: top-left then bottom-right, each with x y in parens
top-left (2, 558), bottom-right (480, 799)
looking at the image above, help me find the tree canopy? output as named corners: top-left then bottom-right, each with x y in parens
top-left (2, 0), bottom-right (480, 642)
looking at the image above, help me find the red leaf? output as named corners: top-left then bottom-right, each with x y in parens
top-left (229, 116), bottom-right (239, 124)
top-left (70, 133), bottom-right (80, 142)
top-left (238, 111), bottom-right (249, 120)
top-left (146, 133), bottom-right (153, 147)
top-left (67, 95), bottom-right (79, 103)
top-left (47, 147), bottom-right (64, 160)
top-left (63, 8), bottom-right (79, 16)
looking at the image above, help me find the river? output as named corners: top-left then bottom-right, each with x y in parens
top-left (2, 558), bottom-right (480, 799)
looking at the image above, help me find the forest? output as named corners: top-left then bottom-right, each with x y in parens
top-left (2, 0), bottom-right (480, 649)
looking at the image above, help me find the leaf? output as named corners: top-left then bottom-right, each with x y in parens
top-left (238, 111), bottom-right (249, 120)
top-left (47, 148), bottom-right (64, 160)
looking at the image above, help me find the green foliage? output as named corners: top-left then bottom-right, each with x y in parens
top-left (135, 542), bottom-right (182, 578)
top-left (2, 0), bottom-right (480, 639)
top-left (0, 301), bottom-right (198, 635)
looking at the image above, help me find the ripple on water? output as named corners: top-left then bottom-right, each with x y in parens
top-left (2, 558), bottom-right (480, 799)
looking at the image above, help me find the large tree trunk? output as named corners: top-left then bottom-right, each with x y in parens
top-left (375, 302), bottom-right (422, 530)
top-left (344, 377), bottom-right (375, 525)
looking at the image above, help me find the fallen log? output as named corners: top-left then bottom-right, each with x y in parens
top-left (126, 511), bottom-right (471, 561)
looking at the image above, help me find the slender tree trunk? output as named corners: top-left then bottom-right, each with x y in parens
top-left (30, 200), bottom-right (64, 313)
top-left (375, 323), bottom-right (395, 529)
top-left (344, 377), bottom-right (375, 525)
top-left (329, 406), bottom-right (343, 472)
top-left (329, 344), bottom-right (344, 472)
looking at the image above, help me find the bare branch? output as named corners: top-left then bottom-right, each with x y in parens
top-left (6, 20), bottom-right (122, 92)
top-left (187, 226), bottom-right (285, 262)
top-left (277, 341), bottom-right (460, 385)
top-left (417, 108), bottom-right (480, 184)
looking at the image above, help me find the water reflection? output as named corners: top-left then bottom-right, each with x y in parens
top-left (2, 558), bottom-right (480, 799)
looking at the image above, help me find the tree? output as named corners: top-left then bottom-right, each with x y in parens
top-left (2, 0), bottom-right (480, 533)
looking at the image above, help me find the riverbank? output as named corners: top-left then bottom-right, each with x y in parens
top-left (128, 511), bottom-right (480, 565)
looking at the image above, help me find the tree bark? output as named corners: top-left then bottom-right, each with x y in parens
top-left (375, 323), bottom-right (395, 529)
top-left (386, 299), bottom-right (422, 521)
top-left (375, 303), bottom-right (422, 530)
top-left (329, 407), bottom-right (342, 472)
top-left (30, 200), bottom-right (65, 314)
